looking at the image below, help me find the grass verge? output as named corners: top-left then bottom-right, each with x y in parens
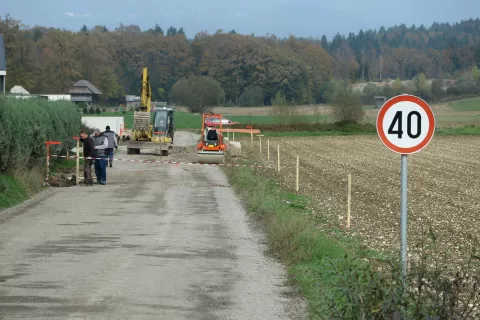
top-left (224, 164), bottom-right (372, 317)
top-left (224, 161), bottom-right (480, 319)
top-left (0, 168), bottom-right (45, 210)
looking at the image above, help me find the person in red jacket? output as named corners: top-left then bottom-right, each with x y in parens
top-left (79, 130), bottom-right (94, 185)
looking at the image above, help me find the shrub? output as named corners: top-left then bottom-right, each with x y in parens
top-left (0, 96), bottom-right (81, 173)
top-left (328, 86), bottom-right (365, 123)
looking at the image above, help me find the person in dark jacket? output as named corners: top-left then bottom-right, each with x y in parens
top-left (79, 130), bottom-right (94, 185)
top-left (91, 128), bottom-right (109, 185)
top-left (102, 125), bottom-right (118, 167)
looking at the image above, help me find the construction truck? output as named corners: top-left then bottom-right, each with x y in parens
top-left (196, 113), bottom-right (226, 164)
top-left (126, 67), bottom-right (175, 155)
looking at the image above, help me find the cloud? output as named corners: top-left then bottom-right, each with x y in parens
top-left (236, 12), bottom-right (249, 17)
top-left (64, 12), bottom-right (91, 18)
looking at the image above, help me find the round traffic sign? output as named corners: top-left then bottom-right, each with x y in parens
top-left (376, 94), bottom-right (435, 154)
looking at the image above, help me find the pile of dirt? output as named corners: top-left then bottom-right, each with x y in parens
top-left (47, 174), bottom-right (78, 187)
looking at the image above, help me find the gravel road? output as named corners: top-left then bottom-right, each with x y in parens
top-left (0, 132), bottom-right (306, 320)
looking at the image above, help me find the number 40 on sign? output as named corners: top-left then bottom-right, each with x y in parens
top-left (376, 94), bottom-right (435, 281)
top-left (377, 94), bottom-right (435, 155)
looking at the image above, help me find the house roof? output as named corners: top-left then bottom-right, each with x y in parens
top-left (0, 34), bottom-right (5, 71)
top-left (69, 80), bottom-right (102, 95)
top-left (10, 85), bottom-right (29, 94)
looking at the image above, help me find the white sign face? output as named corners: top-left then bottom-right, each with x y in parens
top-left (377, 95), bottom-right (435, 154)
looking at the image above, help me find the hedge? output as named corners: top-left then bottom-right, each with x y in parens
top-left (0, 96), bottom-right (82, 173)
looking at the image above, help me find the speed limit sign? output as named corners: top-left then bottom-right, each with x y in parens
top-left (376, 94), bottom-right (435, 281)
top-left (377, 94), bottom-right (435, 154)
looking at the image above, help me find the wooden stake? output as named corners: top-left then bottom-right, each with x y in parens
top-left (267, 139), bottom-right (270, 160)
top-left (259, 136), bottom-right (262, 154)
top-left (76, 140), bottom-right (80, 185)
top-left (347, 174), bottom-right (352, 230)
top-left (250, 128), bottom-right (253, 148)
top-left (277, 145), bottom-right (280, 172)
top-left (45, 145), bottom-right (50, 184)
top-left (296, 156), bottom-right (299, 191)
top-left (233, 132), bottom-right (235, 142)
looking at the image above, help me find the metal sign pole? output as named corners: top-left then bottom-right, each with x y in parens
top-left (400, 154), bottom-right (408, 282)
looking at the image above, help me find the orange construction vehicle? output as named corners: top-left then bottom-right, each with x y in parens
top-left (197, 113), bottom-right (226, 164)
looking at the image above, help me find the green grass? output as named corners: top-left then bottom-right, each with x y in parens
top-left (447, 97), bottom-right (480, 111)
top-left (224, 164), bottom-right (385, 317)
top-left (0, 175), bottom-right (28, 209)
top-left (83, 111), bottom-right (331, 129)
top-left (435, 125), bottom-right (480, 135)
top-left (0, 168), bottom-right (46, 210)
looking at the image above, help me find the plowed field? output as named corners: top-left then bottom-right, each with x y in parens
top-left (247, 135), bottom-right (480, 262)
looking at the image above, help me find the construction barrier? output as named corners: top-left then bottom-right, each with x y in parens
top-left (48, 154), bottom-right (273, 169)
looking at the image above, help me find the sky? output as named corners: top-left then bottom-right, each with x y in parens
top-left (2, 0), bottom-right (480, 40)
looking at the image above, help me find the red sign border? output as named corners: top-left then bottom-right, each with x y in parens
top-left (377, 94), bottom-right (435, 155)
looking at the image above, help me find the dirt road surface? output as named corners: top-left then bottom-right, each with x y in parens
top-left (0, 132), bottom-right (306, 320)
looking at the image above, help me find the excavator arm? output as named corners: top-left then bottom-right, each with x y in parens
top-left (140, 67), bottom-right (151, 112)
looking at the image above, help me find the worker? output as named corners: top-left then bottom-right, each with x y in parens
top-left (79, 130), bottom-right (94, 186)
top-left (91, 128), bottom-right (108, 185)
top-left (102, 125), bottom-right (118, 167)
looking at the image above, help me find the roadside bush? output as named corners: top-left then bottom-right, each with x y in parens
top-left (0, 96), bottom-right (81, 173)
top-left (315, 228), bottom-right (480, 319)
top-left (328, 86), bottom-right (365, 123)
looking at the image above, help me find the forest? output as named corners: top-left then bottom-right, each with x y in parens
top-left (1, 14), bottom-right (480, 106)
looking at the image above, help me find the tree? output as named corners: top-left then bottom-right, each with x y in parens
top-left (169, 76), bottom-right (225, 113)
top-left (431, 79), bottom-right (445, 98)
top-left (157, 88), bottom-right (166, 101)
top-left (2, 13), bottom-right (480, 106)
top-left (238, 86), bottom-right (264, 107)
top-left (361, 83), bottom-right (377, 105)
top-left (414, 72), bottom-right (434, 100)
top-left (328, 86), bottom-right (364, 124)
top-left (391, 78), bottom-right (404, 95)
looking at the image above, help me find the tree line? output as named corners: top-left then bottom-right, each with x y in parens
top-left (1, 14), bottom-right (480, 108)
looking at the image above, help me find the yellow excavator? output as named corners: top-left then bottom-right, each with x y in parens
top-left (126, 67), bottom-right (175, 155)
